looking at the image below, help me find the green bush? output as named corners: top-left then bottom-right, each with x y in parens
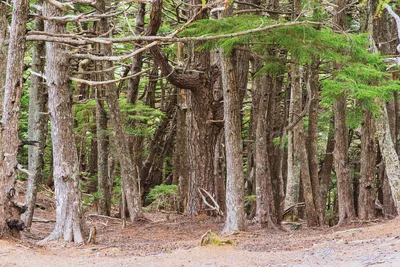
top-left (145, 184), bottom-right (179, 212)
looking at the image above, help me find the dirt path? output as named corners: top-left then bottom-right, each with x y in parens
top-left (1, 217), bottom-right (400, 266)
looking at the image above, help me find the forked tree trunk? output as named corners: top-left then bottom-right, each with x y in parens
top-left (97, 0), bottom-right (142, 221)
top-left (23, 0), bottom-right (48, 228)
top-left (43, 3), bottom-right (84, 243)
top-left (220, 49), bottom-right (246, 233)
top-left (0, 0), bottom-right (30, 238)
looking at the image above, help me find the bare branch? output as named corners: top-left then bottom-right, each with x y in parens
top-left (27, 20), bottom-right (321, 44)
top-left (70, 68), bottom-right (151, 86)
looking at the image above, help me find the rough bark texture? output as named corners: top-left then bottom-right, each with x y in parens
top-left (358, 110), bottom-right (377, 220)
top-left (307, 62), bottom-right (323, 224)
top-left (97, 0), bottom-right (143, 221)
top-left (0, 1), bottom-right (7, 115)
top-left (333, 95), bottom-right (355, 225)
top-left (319, 122), bottom-right (335, 222)
top-left (23, 1), bottom-right (48, 228)
top-left (220, 49), bottom-right (246, 233)
top-left (284, 64), bottom-right (301, 211)
top-left (375, 104), bottom-right (400, 212)
top-left (44, 3), bottom-right (84, 243)
top-left (254, 69), bottom-right (270, 227)
top-left (0, 0), bottom-right (30, 238)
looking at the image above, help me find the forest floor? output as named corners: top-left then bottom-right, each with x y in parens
top-left (1, 184), bottom-right (400, 266)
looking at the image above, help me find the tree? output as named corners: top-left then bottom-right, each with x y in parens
top-left (23, 0), bottom-right (48, 229)
top-left (332, 0), bottom-right (356, 225)
top-left (43, 2), bottom-right (84, 242)
top-left (0, 0), bottom-right (30, 237)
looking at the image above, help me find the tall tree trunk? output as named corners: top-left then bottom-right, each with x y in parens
top-left (333, 95), bottom-right (356, 224)
top-left (358, 110), bottom-right (377, 220)
top-left (332, 0), bottom-right (355, 225)
top-left (0, 0), bottom-right (29, 238)
top-left (307, 61), bottom-right (323, 224)
top-left (220, 48), bottom-right (246, 233)
top-left (96, 84), bottom-right (110, 216)
top-left (43, 2), bottom-right (84, 242)
top-left (97, 0), bottom-right (142, 221)
top-left (284, 64), bottom-right (301, 211)
top-left (23, 0), bottom-right (48, 228)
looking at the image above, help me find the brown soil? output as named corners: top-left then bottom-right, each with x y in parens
top-left (1, 185), bottom-right (400, 266)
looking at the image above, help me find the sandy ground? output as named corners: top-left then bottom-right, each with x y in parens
top-left (1, 186), bottom-right (400, 266)
top-left (1, 216), bottom-right (400, 267)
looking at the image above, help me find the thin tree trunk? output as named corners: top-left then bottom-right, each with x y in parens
top-left (220, 48), bottom-right (246, 233)
top-left (43, 2), bottom-right (84, 243)
top-left (97, 0), bottom-right (142, 221)
top-left (127, 3), bottom-right (145, 104)
top-left (96, 83), bottom-right (110, 215)
top-left (23, 0), bottom-right (48, 228)
top-left (0, 0), bottom-right (30, 238)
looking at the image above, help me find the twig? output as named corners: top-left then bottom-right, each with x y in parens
top-left (32, 217), bottom-right (55, 223)
top-left (86, 213), bottom-right (122, 221)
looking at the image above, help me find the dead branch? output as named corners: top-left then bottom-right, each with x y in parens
top-left (26, 20), bottom-right (321, 45)
top-left (32, 217), bottom-right (56, 223)
top-left (198, 188), bottom-right (223, 216)
top-left (86, 213), bottom-right (122, 221)
top-left (70, 68), bottom-right (151, 86)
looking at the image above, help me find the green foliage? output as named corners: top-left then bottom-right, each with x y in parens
top-left (119, 98), bottom-right (166, 136)
top-left (145, 184), bottom-right (179, 211)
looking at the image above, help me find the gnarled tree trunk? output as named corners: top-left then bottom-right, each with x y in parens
top-left (0, 0), bottom-right (30, 238)
top-left (43, 2), bottom-right (84, 242)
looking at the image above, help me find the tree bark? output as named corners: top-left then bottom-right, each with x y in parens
top-left (358, 110), bottom-right (377, 220)
top-left (43, 2), bottom-right (84, 242)
top-left (319, 121), bottom-right (335, 223)
top-left (375, 104), bottom-right (400, 212)
top-left (333, 95), bottom-right (356, 224)
top-left (0, 0), bottom-right (30, 238)
top-left (97, 0), bottom-right (143, 221)
top-left (307, 61), bottom-right (323, 224)
top-left (23, 0), bottom-right (48, 229)
top-left (220, 48), bottom-right (246, 233)
top-left (0, 1), bottom-right (7, 116)
top-left (96, 83), bottom-right (110, 216)
top-left (284, 64), bottom-right (301, 211)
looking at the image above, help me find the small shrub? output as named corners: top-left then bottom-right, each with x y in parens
top-left (145, 184), bottom-right (179, 212)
